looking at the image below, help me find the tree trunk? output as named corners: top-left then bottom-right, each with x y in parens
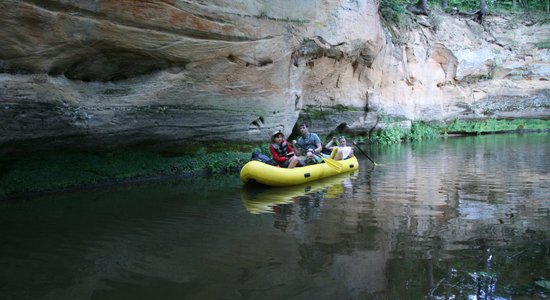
top-left (418, 0), bottom-right (428, 13)
top-left (441, 0), bottom-right (448, 9)
top-left (477, 0), bottom-right (487, 24)
top-left (407, 0), bottom-right (429, 15)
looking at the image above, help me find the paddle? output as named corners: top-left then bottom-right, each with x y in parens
top-left (352, 142), bottom-right (378, 166)
top-left (293, 142), bottom-right (343, 172)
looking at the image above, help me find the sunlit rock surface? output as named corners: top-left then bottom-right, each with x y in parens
top-left (0, 1), bottom-right (548, 153)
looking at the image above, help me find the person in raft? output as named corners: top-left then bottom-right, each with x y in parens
top-left (270, 131), bottom-right (301, 168)
top-left (324, 135), bottom-right (355, 160)
top-left (293, 123), bottom-right (323, 165)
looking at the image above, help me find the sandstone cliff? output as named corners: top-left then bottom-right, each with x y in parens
top-left (1, 0), bottom-right (548, 153)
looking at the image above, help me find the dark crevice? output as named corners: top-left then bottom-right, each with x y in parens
top-left (249, 116), bottom-right (265, 130)
top-left (258, 59), bottom-right (273, 67)
top-left (62, 49), bottom-right (188, 82)
top-left (227, 55), bottom-right (272, 68)
top-left (227, 54), bottom-right (239, 63)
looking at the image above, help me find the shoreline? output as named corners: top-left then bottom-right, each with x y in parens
top-left (1, 125), bottom-right (549, 201)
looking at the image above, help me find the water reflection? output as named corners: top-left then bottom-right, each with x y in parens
top-left (0, 134), bottom-right (548, 299)
top-left (242, 174), bottom-right (356, 232)
top-left (241, 134), bottom-right (550, 299)
top-left (241, 173), bottom-right (355, 214)
top-left (363, 134), bottom-right (550, 299)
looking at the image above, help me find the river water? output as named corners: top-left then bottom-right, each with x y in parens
top-left (0, 133), bottom-right (548, 300)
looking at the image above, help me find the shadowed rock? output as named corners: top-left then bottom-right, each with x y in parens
top-left (0, 1), bottom-right (548, 154)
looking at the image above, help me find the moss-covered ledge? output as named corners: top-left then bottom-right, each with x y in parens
top-left (443, 118), bottom-right (550, 134)
top-left (0, 142), bottom-right (266, 200)
top-left (368, 118), bottom-right (550, 144)
top-left (301, 104), bottom-right (364, 119)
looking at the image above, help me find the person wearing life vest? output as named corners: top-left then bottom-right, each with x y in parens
top-left (325, 135), bottom-right (355, 160)
top-left (270, 131), bottom-right (301, 168)
top-left (292, 123), bottom-right (323, 165)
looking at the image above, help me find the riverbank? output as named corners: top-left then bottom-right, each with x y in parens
top-left (0, 146), bottom-right (253, 201)
top-left (1, 118), bottom-right (549, 200)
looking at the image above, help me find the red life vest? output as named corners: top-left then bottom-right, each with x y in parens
top-left (271, 141), bottom-right (290, 157)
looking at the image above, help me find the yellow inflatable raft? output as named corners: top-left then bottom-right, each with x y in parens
top-left (240, 156), bottom-right (359, 187)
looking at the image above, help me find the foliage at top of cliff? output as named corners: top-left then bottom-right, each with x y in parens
top-left (379, 0), bottom-right (550, 29)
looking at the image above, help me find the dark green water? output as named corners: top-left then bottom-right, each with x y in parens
top-left (1, 134), bottom-right (548, 300)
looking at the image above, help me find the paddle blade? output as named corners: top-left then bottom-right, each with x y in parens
top-left (323, 158), bottom-right (343, 172)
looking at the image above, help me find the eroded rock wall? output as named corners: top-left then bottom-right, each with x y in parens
top-left (384, 14), bottom-right (550, 123)
top-left (0, 0), bottom-right (387, 152)
top-left (0, 0), bottom-right (548, 153)
top-left (304, 13), bottom-right (550, 133)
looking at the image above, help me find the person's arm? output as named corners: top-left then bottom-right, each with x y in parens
top-left (292, 140), bottom-right (302, 156)
top-left (270, 144), bottom-right (287, 163)
top-left (286, 142), bottom-right (295, 156)
top-left (313, 134), bottom-right (322, 153)
top-left (325, 136), bottom-right (337, 150)
top-left (315, 142), bottom-right (322, 153)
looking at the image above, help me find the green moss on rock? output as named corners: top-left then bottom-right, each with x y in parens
top-left (445, 118), bottom-right (550, 134)
top-left (0, 149), bottom-right (252, 199)
top-left (368, 118), bottom-right (550, 144)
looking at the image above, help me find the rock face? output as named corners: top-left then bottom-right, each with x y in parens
top-left (0, 1), bottom-right (548, 153)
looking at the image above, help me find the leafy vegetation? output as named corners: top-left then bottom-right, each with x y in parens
top-left (252, 142), bottom-right (271, 155)
top-left (0, 136), bottom-right (288, 199)
top-left (0, 149), bottom-right (251, 199)
top-left (368, 118), bottom-right (550, 144)
top-left (536, 38), bottom-right (550, 49)
top-left (443, 0), bottom-right (546, 12)
top-left (379, 0), bottom-right (550, 28)
top-left (368, 121), bottom-right (440, 144)
top-left (370, 124), bottom-right (408, 144)
top-left (445, 118), bottom-right (550, 134)
top-left (379, 0), bottom-right (409, 27)
top-left (408, 121), bottom-right (441, 140)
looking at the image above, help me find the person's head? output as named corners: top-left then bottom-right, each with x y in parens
top-left (299, 123), bottom-right (309, 135)
top-left (338, 136), bottom-right (347, 145)
top-left (271, 131), bottom-right (285, 143)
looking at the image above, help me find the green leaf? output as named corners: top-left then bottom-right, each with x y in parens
top-left (536, 280), bottom-right (550, 289)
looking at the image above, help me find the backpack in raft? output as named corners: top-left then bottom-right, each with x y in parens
top-left (251, 151), bottom-right (278, 166)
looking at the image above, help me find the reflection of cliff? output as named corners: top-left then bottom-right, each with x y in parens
top-left (272, 176), bottom-right (355, 232)
top-left (294, 190), bottom-right (391, 299)
top-left (246, 135), bottom-right (550, 298)
top-left (364, 134), bottom-right (549, 252)
top-left (287, 175), bottom-right (392, 296)
top-left (348, 135), bottom-right (550, 297)
top-left (242, 172), bottom-right (391, 295)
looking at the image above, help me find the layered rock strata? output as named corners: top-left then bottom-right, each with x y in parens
top-left (0, 1), bottom-right (548, 153)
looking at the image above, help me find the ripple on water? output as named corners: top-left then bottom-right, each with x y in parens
top-left (1, 134), bottom-right (549, 300)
